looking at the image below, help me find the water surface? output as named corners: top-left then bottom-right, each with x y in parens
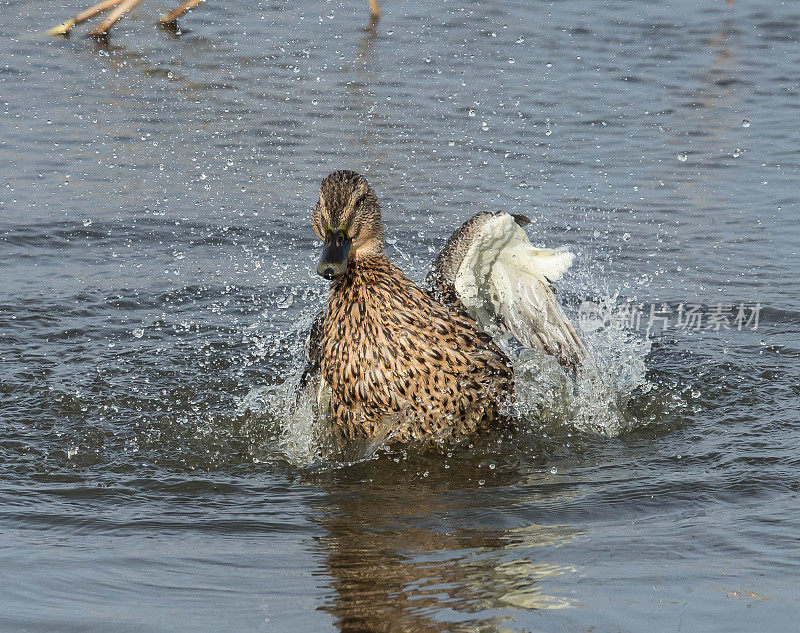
top-left (1, 0), bottom-right (799, 631)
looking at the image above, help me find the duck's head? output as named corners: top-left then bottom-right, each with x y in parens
top-left (312, 170), bottom-right (384, 280)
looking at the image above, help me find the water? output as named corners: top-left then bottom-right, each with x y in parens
top-left (2, 0), bottom-right (799, 630)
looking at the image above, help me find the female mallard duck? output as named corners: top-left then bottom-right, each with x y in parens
top-left (301, 170), bottom-right (586, 445)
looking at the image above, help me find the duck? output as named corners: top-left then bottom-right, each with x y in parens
top-left (48, 0), bottom-right (381, 37)
top-left (300, 170), bottom-right (586, 445)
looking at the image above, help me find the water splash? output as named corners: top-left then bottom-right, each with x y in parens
top-left (238, 287), bottom-right (652, 466)
top-left (235, 307), bottom-right (331, 467)
top-left (237, 382), bottom-right (326, 466)
top-left (506, 295), bottom-right (651, 437)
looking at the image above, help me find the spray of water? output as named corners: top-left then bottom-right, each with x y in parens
top-left (235, 307), bottom-right (331, 467)
top-left (236, 286), bottom-right (652, 467)
top-left (506, 294), bottom-right (651, 438)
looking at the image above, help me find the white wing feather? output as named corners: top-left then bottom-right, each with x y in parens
top-left (453, 214), bottom-right (585, 369)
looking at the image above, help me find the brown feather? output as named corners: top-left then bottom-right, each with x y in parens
top-left (317, 254), bottom-right (512, 443)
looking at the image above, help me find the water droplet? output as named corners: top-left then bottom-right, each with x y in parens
top-left (67, 446), bottom-right (79, 459)
top-left (132, 328), bottom-right (144, 339)
top-left (622, 232), bottom-right (631, 242)
top-left (741, 119), bottom-right (751, 128)
top-left (508, 58), bottom-right (515, 64)
top-left (550, 467), bottom-right (558, 474)
top-left (468, 109), bottom-right (476, 117)
top-left (677, 152), bottom-right (688, 162)
top-left (733, 148), bottom-right (741, 158)
top-left (276, 295), bottom-right (294, 309)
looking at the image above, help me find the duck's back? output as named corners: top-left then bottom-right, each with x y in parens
top-left (315, 254), bottom-right (512, 443)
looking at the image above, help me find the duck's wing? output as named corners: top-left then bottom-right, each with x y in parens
top-left (427, 212), bottom-right (586, 371)
top-left (298, 310), bottom-right (332, 417)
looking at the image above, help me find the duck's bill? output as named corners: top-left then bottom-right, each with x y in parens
top-left (317, 229), bottom-right (351, 280)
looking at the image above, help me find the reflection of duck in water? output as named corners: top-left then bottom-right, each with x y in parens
top-left (314, 462), bottom-right (579, 631)
top-left (301, 170), bottom-right (586, 444)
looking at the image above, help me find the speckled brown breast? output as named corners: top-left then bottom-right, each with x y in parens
top-left (317, 253), bottom-right (513, 443)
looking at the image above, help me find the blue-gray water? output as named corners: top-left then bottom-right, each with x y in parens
top-left (2, 0), bottom-right (799, 631)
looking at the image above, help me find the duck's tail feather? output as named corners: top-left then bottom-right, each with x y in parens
top-left (428, 212), bottom-right (586, 371)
